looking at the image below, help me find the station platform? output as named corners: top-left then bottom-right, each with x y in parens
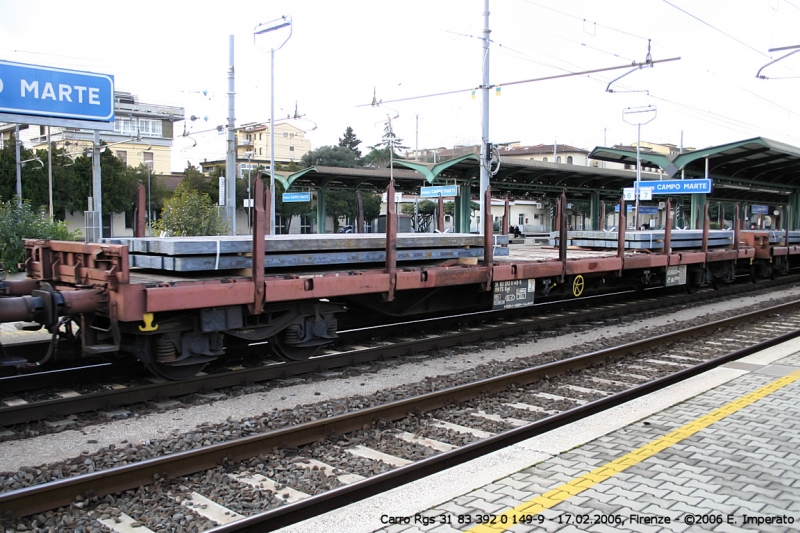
top-left (278, 340), bottom-right (800, 533)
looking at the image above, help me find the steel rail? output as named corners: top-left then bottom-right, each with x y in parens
top-left (2, 299), bottom-right (800, 519)
top-left (0, 279), bottom-right (771, 425)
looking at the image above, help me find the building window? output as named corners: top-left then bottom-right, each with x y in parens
top-left (259, 133), bottom-right (262, 140)
top-left (290, 133), bottom-right (295, 138)
top-left (116, 150), bottom-right (127, 165)
top-left (542, 157), bottom-right (548, 162)
top-left (289, 146), bottom-right (294, 152)
top-left (259, 148), bottom-right (263, 155)
top-left (556, 156), bottom-right (562, 163)
top-left (283, 132), bottom-right (288, 138)
top-left (114, 118), bottom-right (137, 136)
top-left (567, 156), bottom-right (573, 164)
top-left (138, 119), bottom-right (162, 137)
top-left (519, 214), bottom-right (525, 225)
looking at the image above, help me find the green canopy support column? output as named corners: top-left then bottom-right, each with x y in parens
top-left (589, 192), bottom-right (600, 231)
top-left (456, 180), bottom-right (473, 233)
top-left (690, 194), bottom-right (705, 230)
top-left (316, 186), bottom-right (327, 233)
top-left (790, 192), bottom-right (800, 230)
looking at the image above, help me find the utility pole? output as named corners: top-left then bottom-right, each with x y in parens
top-left (92, 130), bottom-right (102, 240)
top-left (225, 35), bottom-right (237, 235)
top-left (14, 125), bottom-right (21, 207)
top-left (479, 0), bottom-right (491, 235)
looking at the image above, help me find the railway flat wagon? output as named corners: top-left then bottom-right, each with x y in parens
top-left (0, 187), bottom-right (796, 380)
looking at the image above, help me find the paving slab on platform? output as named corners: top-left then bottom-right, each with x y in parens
top-left (275, 340), bottom-right (800, 533)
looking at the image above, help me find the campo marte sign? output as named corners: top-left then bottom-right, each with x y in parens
top-left (0, 60), bottom-right (114, 123)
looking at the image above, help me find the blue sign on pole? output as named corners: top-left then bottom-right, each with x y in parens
top-left (751, 205), bottom-right (769, 215)
top-left (637, 179), bottom-right (713, 195)
top-left (638, 206), bottom-right (659, 215)
top-left (614, 205), bottom-right (635, 212)
top-left (0, 60), bottom-right (114, 122)
top-left (282, 192), bottom-right (311, 202)
top-left (421, 185), bottom-right (459, 198)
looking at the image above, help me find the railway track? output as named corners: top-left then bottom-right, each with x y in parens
top-left (1, 278), bottom-right (798, 431)
top-left (2, 299), bottom-right (800, 532)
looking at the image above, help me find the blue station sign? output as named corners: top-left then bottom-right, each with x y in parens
top-left (750, 205), bottom-right (769, 215)
top-left (282, 192), bottom-right (311, 203)
top-left (638, 179), bottom-right (713, 195)
top-left (0, 60), bottom-right (115, 122)
top-left (421, 185), bottom-right (459, 198)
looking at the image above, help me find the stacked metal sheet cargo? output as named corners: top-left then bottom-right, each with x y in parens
top-left (547, 230), bottom-right (738, 250)
top-left (106, 234), bottom-right (509, 272)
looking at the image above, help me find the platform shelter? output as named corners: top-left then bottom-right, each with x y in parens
top-left (278, 137), bottom-right (800, 233)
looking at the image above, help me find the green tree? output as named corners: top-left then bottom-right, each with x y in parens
top-left (181, 161), bottom-right (219, 204)
top-left (0, 200), bottom-right (80, 273)
top-left (362, 192), bottom-right (382, 223)
top-left (152, 183), bottom-right (229, 236)
top-left (300, 146), bottom-right (358, 168)
top-left (401, 199), bottom-right (437, 232)
top-left (338, 126), bottom-right (362, 160)
top-left (444, 200), bottom-right (479, 217)
top-left (99, 147), bottom-right (139, 217)
top-left (363, 116), bottom-right (406, 168)
top-left (129, 163), bottom-right (170, 223)
top-left (321, 190), bottom-right (357, 232)
top-left (0, 133), bottom-right (48, 207)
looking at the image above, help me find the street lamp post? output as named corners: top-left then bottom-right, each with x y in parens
top-left (254, 15), bottom-right (292, 236)
top-left (622, 105), bottom-right (657, 230)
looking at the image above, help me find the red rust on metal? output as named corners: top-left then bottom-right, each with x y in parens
top-left (264, 274), bottom-right (389, 302)
top-left (675, 251), bottom-right (707, 264)
top-left (702, 201), bottom-right (710, 255)
top-left (437, 195), bottom-right (444, 232)
top-left (566, 257), bottom-right (622, 275)
top-left (624, 255), bottom-right (669, 269)
top-left (510, 261), bottom-right (566, 279)
top-left (483, 187), bottom-right (494, 290)
top-left (145, 281), bottom-right (254, 313)
top-left (558, 192), bottom-right (567, 273)
top-left (600, 202), bottom-right (606, 231)
top-left (617, 197), bottom-right (626, 263)
top-left (664, 198), bottom-right (672, 255)
top-left (135, 183), bottom-right (146, 238)
top-left (356, 190), bottom-right (365, 234)
top-left (250, 176), bottom-right (265, 315)
top-left (1, 278), bottom-right (39, 296)
top-left (61, 289), bottom-right (104, 315)
top-left (385, 181), bottom-right (397, 302)
top-left (502, 196), bottom-right (509, 238)
top-left (707, 249), bottom-right (740, 262)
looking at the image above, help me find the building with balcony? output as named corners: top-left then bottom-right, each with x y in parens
top-left (9, 92), bottom-right (184, 176)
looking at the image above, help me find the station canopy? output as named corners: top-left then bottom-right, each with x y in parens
top-left (280, 137), bottom-right (800, 206)
top-left (590, 137), bottom-right (800, 204)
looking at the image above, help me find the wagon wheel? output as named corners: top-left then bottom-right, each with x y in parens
top-left (572, 275), bottom-right (585, 298)
top-left (145, 360), bottom-right (208, 381)
top-left (269, 332), bottom-right (321, 361)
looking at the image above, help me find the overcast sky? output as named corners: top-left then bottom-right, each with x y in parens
top-left (2, 0), bottom-right (799, 172)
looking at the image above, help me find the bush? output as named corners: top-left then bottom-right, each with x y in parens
top-left (0, 199), bottom-right (81, 273)
top-left (152, 188), bottom-right (229, 237)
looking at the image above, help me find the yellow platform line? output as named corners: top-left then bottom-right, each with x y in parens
top-left (466, 369), bottom-right (800, 533)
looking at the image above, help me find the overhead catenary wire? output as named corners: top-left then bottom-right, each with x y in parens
top-left (520, 0), bottom-right (651, 42)
top-left (357, 57), bottom-right (680, 107)
top-left (662, 0), bottom-right (772, 59)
